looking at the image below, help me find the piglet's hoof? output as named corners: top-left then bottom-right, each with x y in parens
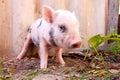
top-left (58, 63), bottom-right (65, 68)
top-left (16, 56), bottom-right (22, 60)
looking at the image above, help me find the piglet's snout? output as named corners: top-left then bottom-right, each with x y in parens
top-left (71, 41), bottom-right (81, 48)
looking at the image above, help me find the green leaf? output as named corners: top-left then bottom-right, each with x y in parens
top-left (118, 41), bottom-right (120, 48)
top-left (88, 33), bottom-right (120, 49)
top-left (88, 34), bottom-right (104, 49)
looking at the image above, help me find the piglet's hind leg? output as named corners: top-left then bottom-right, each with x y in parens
top-left (16, 34), bottom-right (32, 60)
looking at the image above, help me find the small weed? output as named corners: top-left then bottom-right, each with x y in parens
top-left (106, 41), bottom-right (120, 54)
top-left (26, 68), bottom-right (50, 79)
top-left (0, 58), bottom-right (11, 80)
top-left (66, 68), bottom-right (85, 75)
top-left (87, 29), bottom-right (120, 69)
top-left (69, 69), bottom-right (118, 80)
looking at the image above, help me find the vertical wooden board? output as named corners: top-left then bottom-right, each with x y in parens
top-left (76, 0), bottom-right (106, 48)
top-left (0, 0), bottom-right (7, 51)
top-left (85, 0), bottom-right (105, 48)
top-left (40, 0), bottom-right (66, 9)
top-left (0, 0), bottom-right (12, 57)
top-left (34, 0), bottom-right (41, 19)
top-left (118, 0), bottom-right (120, 34)
top-left (107, 0), bottom-right (119, 34)
top-left (11, 0), bottom-right (36, 55)
top-left (118, 15), bottom-right (120, 34)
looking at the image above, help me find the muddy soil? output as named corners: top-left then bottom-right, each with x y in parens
top-left (0, 52), bottom-right (120, 80)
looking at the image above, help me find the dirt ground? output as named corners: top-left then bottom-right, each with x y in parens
top-left (0, 51), bottom-right (120, 80)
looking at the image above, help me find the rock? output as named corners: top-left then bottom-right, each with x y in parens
top-left (32, 74), bottom-right (67, 80)
top-left (109, 69), bottom-right (120, 74)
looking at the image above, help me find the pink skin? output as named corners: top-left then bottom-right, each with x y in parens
top-left (16, 5), bottom-right (82, 69)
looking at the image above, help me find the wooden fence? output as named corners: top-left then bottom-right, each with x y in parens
top-left (0, 0), bottom-right (118, 57)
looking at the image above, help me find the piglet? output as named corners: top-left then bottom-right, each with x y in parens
top-left (16, 5), bottom-right (82, 69)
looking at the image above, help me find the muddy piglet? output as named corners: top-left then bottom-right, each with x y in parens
top-left (16, 5), bottom-right (82, 69)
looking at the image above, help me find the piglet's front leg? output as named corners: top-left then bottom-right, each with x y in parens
top-left (39, 41), bottom-right (48, 69)
top-left (55, 48), bottom-right (65, 66)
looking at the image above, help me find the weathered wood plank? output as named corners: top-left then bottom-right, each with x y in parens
top-left (107, 0), bottom-right (119, 34)
top-left (118, 15), bottom-right (120, 34)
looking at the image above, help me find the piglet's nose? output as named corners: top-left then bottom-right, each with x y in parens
top-left (71, 41), bottom-right (81, 48)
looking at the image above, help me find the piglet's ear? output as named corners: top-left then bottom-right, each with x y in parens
top-left (42, 5), bottom-right (54, 23)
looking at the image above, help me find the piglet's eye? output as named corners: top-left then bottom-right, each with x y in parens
top-left (59, 25), bottom-right (67, 33)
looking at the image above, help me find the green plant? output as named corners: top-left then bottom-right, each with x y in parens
top-left (106, 41), bottom-right (120, 54)
top-left (88, 34), bottom-right (120, 49)
top-left (87, 30), bottom-right (120, 69)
